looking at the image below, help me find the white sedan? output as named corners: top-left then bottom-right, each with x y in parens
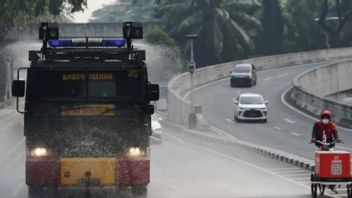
top-left (233, 93), bottom-right (268, 123)
top-left (151, 114), bottom-right (162, 143)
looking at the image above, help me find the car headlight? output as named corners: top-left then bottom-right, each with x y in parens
top-left (31, 147), bottom-right (48, 157)
top-left (128, 147), bottom-right (145, 157)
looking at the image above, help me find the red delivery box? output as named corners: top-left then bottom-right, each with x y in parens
top-left (315, 151), bottom-right (350, 178)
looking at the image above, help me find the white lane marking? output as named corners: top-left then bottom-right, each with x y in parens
top-left (263, 77), bottom-right (272, 81)
top-left (277, 73), bottom-right (289, 78)
top-left (285, 173), bottom-right (310, 177)
top-left (281, 87), bottom-right (352, 133)
top-left (209, 125), bottom-right (238, 141)
top-left (273, 126), bottom-right (282, 130)
top-left (284, 118), bottom-right (296, 124)
top-left (163, 132), bottom-right (186, 144)
top-left (164, 131), bottom-right (313, 192)
top-left (273, 169), bottom-right (309, 173)
top-left (291, 132), bottom-right (301, 137)
top-left (294, 177), bottom-right (311, 181)
top-left (270, 167), bottom-right (302, 171)
top-left (183, 135), bottom-right (343, 198)
top-left (225, 118), bottom-right (235, 123)
top-left (336, 145), bottom-right (352, 152)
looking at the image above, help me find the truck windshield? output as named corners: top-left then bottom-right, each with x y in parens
top-left (30, 70), bottom-right (141, 100)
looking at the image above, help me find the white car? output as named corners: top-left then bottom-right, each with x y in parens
top-left (151, 114), bottom-right (162, 142)
top-left (233, 93), bottom-right (268, 123)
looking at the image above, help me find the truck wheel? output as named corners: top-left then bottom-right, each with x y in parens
top-left (28, 187), bottom-right (43, 198)
top-left (132, 185), bottom-right (147, 198)
top-left (28, 186), bottom-right (59, 198)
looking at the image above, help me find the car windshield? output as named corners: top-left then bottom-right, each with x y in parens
top-left (240, 96), bottom-right (264, 104)
top-left (234, 66), bottom-right (250, 73)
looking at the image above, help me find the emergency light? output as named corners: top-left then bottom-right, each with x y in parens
top-left (102, 39), bottom-right (126, 47)
top-left (47, 39), bottom-right (126, 47)
top-left (48, 39), bottom-right (73, 47)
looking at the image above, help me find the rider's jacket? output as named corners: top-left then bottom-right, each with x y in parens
top-left (312, 110), bottom-right (339, 148)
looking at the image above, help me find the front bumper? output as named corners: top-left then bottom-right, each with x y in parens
top-left (231, 77), bottom-right (252, 86)
top-left (236, 109), bottom-right (267, 120)
top-left (26, 156), bottom-right (150, 188)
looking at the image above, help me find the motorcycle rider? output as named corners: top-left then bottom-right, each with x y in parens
top-left (311, 110), bottom-right (342, 148)
top-left (311, 110), bottom-right (342, 194)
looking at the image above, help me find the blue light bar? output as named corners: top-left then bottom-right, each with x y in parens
top-left (48, 39), bottom-right (73, 47)
top-left (102, 39), bottom-right (125, 47)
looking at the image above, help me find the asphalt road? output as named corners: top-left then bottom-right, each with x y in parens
top-left (0, 106), bottom-right (314, 198)
top-left (191, 62), bottom-right (352, 160)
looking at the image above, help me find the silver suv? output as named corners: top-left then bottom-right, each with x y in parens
top-left (234, 93), bottom-right (268, 123)
top-left (230, 63), bottom-right (257, 87)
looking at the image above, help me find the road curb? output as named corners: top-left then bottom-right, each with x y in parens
top-left (161, 120), bottom-right (315, 172)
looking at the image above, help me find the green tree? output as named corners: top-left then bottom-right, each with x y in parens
top-left (283, 0), bottom-right (326, 51)
top-left (318, 0), bottom-right (352, 48)
top-left (0, 0), bottom-right (87, 44)
top-left (158, 0), bottom-right (261, 67)
top-left (146, 29), bottom-right (178, 48)
top-left (257, 0), bottom-right (284, 55)
top-left (90, 0), bottom-right (160, 22)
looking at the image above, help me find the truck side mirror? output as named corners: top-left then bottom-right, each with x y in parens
top-left (146, 84), bottom-right (159, 101)
top-left (145, 104), bottom-right (155, 115)
top-left (12, 80), bottom-right (25, 97)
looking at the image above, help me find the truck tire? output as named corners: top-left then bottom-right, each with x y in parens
top-left (132, 185), bottom-right (147, 198)
top-left (28, 186), bottom-right (59, 198)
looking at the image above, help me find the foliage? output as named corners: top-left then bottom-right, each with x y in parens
top-left (90, 0), bottom-right (160, 22)
top-left (145, 29), bottom-right (178, 48)
top-left (0, 0), bottom-right (86, 43)
top-left (90, 0), bottom-right (352, 67)
top-left (156, 0), bottom-right (262, 67)
top-left (283, 0), bottom-right (326, 51)
top-left (257, 0), bottom-right (284, 55)
top-left (317, 0), bottom-right (352, 48)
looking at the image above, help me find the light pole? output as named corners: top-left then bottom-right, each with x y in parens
top-left (185, 34), bottom-right (198, 128)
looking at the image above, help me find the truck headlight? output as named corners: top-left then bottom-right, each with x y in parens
top-left (128, 147), bottom-right (144, 157)
top-left (31, 147), bottom-right (48, 157)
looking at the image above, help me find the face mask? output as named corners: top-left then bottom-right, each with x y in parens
top-left (322, 119), bottom-right (330, 125)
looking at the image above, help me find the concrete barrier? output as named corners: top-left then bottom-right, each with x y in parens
top-left (168, 48), bottom-right (352, 127)
top-left (290, 61), bottom-right (352, 127)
